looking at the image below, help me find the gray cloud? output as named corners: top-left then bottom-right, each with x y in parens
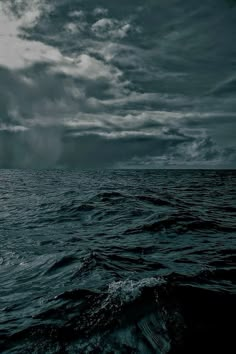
top-left (0, 0), bottom-right (235, 168)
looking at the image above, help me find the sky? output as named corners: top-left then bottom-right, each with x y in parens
top-left (0, 0), bottom-right (236, 169)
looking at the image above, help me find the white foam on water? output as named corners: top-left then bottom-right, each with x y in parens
top-left (107, 277), bottom-right (165, 304)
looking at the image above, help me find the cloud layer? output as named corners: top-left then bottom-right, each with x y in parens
top-left (0, 0), bottom-right (235, 168)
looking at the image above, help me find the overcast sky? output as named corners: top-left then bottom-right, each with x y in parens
top-left (0, 0), bottom-right (235, 168)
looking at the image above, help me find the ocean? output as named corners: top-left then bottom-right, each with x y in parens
top-left (0, 169), bottom-right (235, 353)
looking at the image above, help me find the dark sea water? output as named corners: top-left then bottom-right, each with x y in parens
top-left (0, 169), bottom-right (235, 353)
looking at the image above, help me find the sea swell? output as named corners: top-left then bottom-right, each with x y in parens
top-left (1, 272), bottom-right (235, 353)
top-left (0, 169), bottom-right (235, 353)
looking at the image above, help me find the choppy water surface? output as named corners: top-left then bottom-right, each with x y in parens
top-left (0, 169), bottom-right (235, 353)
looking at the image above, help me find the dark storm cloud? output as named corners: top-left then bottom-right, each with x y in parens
top-left (0, 0), bottom-right (236, 168)
top-left (0, 62), bottom-right (110, 122)
top-left (2, 123), bottom-right (234, 169)
top-left (0, 126), bottom-right (195, 168)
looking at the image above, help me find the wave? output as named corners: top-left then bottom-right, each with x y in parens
top-left (125, 213), bottom-right (236, 234)
top-left (45, 255), bottom-right (78, 274)
top-left (1, 272), bottom-right (235, 353)
top-left (136, 195), bottom-right (174, 207)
